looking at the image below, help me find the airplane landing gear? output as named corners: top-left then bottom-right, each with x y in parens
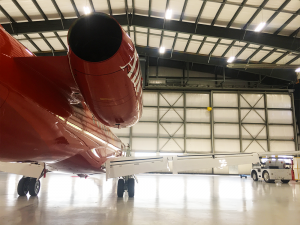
top-left (117, 176), bottom-right (135, 198)
top-left (29, 178), bottom-right (41, 196)
top-left (17, 177), bottom-right (30, 196)
top-left (17, 177), bottom-right (41, 196)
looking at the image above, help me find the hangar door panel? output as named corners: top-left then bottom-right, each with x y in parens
top-left (111, 91), bottom-right (297, 174)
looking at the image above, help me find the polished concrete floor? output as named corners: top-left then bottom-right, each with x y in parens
top-left (0, 172), bottom-right (300, 225)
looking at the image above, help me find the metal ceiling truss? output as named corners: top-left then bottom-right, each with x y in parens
top-left (3, 14), bottom-right (300, 55)
top-left (1, 0), bottom-right (299, 86)
top-left (31, 45), bottom-right (295, 85)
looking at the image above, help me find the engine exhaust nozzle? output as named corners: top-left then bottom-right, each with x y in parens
top-left (68, 13), bottom-right (122, 62)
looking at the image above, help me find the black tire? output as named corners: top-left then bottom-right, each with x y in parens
top-left (282, 180), bottom-right (290, 184)
top-left (263, 171), bottom-right (273, 183)
top-left (28, 178), bottom-right (40, 196)
top-left (17, 177), bottom-right (30, 196)
top-left (117, 179), bottom-right (124, 197)
top-left (128, 178), bottom-right (135, 198)
top-left (252, 171), bottom-right (258, 181)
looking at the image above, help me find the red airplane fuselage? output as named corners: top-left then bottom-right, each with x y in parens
top-left (0, 13), bottom-right (143, 174)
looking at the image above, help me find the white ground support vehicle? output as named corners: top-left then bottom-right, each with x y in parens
top-left (251, 158), bottom-right (292, 183)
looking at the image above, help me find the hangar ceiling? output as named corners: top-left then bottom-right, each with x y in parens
top-left (0, 0), bottom-right (300, 87)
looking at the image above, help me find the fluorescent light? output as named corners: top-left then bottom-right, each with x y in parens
top-left (227, 56), bottom-right (235, 63)
top-left (255, 22), bottom-right (266, 32)
top-left (159, 46), bottom-right (165, 54)
top-left (165, 9), bottom-right (172, 19)
top-left (296, 67), bottom-right (300, 72)
top-left (84, 6), bottom-right (91, 15)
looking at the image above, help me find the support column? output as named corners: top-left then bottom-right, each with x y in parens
top-left (238, 92), bottom-right (242, 152)
top-left (184, 92), bottom-right (186, 153)
top-left (291, 93), bottom-right (298, 151)
top-left (264, 93), bottom-right (270, 151)
top-left (157, 92), bottom-right (160, 152)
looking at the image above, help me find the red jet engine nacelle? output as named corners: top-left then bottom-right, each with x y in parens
top-left (68, 13), bottom-right (143, 128)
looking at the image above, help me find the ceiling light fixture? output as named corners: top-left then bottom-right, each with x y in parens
top-left (159, 46), bottom-right (165, 54)
top-left (165, 9), bottom-right (172, 19)
top-left (255, 22), bottom-right (266, 32)
top-left (296, 67), bottom-right (300, 73)
top-left (227, 56), bottom-right (235, 63)
top-left (84, 6), bottom-right (91, 15)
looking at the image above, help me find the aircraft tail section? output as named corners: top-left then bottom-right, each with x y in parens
top-left (0, 25), bottom-right (34, 58)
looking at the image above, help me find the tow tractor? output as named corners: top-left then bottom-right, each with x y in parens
top-left (251, 156), bottom-right (292, 183)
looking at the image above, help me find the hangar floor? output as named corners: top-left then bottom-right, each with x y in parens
top-left (0, 172), bottom-right (300, 225)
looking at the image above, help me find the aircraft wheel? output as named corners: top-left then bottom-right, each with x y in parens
top-left (28, 178), bottom-right (40, 196)
top-left (128, 178), bottom-right (135, 198)
top-left (263, 171), bottom-right (273, 183)
top-left (252, 171), bottom-right (258, 181)
top-left (17, 177), bottom-right (30, 196)
top-left (117, 179), bottom-right (124, 197)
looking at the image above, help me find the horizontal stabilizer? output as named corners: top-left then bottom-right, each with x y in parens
top-left (105, 153), bottom-right (259, 179)
top-left (0, 162), bottom-right (44, 178)
top-left (106, 156), bottom-right (168, 180)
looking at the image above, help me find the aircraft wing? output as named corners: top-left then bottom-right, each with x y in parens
top-left (105, 153), bottom-right (259, 179)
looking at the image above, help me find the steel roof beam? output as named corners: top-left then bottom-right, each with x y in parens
top-left (2, 14), bottom-right (300, 53)
top-left (51, 0), bottom-right (64, 20)
top-left (243, 0), bottom-right (269, 30)
top-left (259, 48), bottom-right (277, 63)
top-left (32, 0), bottom-right (47, 21)
top-left (147, 0), bottom-right (152, 47)
top-left (11, 0), bottom-right (56, 53)
top-left (185, 0), bottom-right (207, 52)
top-left (220, 0), bottom-right (248, 57)
top-left (172, 0), bottom-right (187, 55)
top-left (286, 55), bottom-right (300, 65)
top-left (89, 0), bottom-right (95, 13)
top-left (245, 0), bottom-right (292, 61)
top-left (0, 5), bottom-right (16, 23)
top-left (31, 0), bottom-right (67, 51)
top-left (274, 9), bottom-right (300, 35)
top-left (33, 47), bottom-right (295, 83)
top-left (233, 0), bottom-right (269, 59)
top-left (107, 0), bottom-right (112, 15)
top-left (272, 51), bottom-right (291, 64)
top-left (24, 34), bottom-right (41, 52)
top-left (159, 0), bottom-right (170, 48)
top-left (70, 0), bottom-right (80, 18)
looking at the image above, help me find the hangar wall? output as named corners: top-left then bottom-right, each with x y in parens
top-left (111, 68), bottom-right (298, 175)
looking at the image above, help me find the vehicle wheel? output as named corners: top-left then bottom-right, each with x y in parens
top-left (252, 171), bottom-right (258, 181)
top-left (17, 177), bottom-right (30, 196)
top-left (28, 178), bottom-right (40, 196)
top-left (282, 180), bottom-right (290, 184)
top-left (263, 171), bottom-right (272, 183)
top-left (128, 178), bottom-right (135, 198)
top-left (117, 179), bottom-right (124, 197)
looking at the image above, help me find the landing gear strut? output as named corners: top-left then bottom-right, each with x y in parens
top-left (117, 144), bottom-right (135, 198)
top-left (117, 176), bottom-right (135, 198)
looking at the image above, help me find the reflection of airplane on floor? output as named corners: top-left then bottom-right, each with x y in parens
top-left (0, 12), bottom-right (260, 198)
